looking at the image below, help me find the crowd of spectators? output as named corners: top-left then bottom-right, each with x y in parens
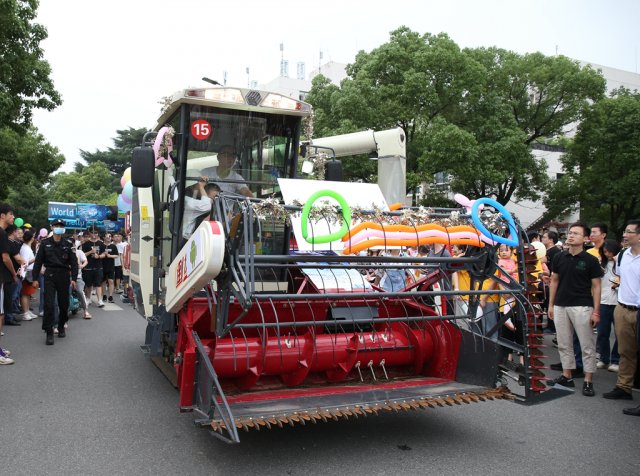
top-left (358, 218), bottom-right (639, 416)
top-left (0, 202), bottom-right (130, 362)
top-left (1, 200), bottom-right (638, 415)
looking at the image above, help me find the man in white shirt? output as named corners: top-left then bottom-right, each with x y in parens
top-left (201, 145), bottom-right (253, 197)
top-left (604, 219), bottom-right (640, 407)
top-left (114, 234), bottom-right (125, 294)
top-left (75, 245), bottom-right (91, 319)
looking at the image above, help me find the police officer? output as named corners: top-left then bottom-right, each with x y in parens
top-left (32, 219), bottom-right (78, 345)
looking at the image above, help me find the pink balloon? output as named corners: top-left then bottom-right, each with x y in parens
top-left (346, 229), bottom-right (484, 247)
top-left (39, 228), bottom-right (48, 238)
top-left (454, 193), bottom-right (483, 213)
top-left (120, 176), bottom-right (127, 188)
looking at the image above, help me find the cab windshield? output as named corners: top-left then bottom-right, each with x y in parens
top-left (184, 105), bottom-right (301, 197)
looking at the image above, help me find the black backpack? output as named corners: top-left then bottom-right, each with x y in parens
top-left (613, 248), bottom-right (628, 275)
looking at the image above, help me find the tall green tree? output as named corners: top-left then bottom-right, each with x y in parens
top-left (48, 162), bottom-right (117, 204)
top-left (546, 89), bottom-right (640, 238)
top-left (333, 27), bottom-right (483, 194)
top-left (6, 182), bottom-right (49, 227)
top-left (307, 28), bottom-right (606, 207)
top-left (0, 0), bottom-right (64, 219)
top-left (0, 127), bottom-right (64, 201)
top-left (0, 0), bottom-right (61, 132)
top-left (78, 127), bottom-right (146, 189)
top-left (420, 48), bottom-right (605, 204)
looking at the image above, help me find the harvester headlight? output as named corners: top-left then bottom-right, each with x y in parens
top-left (185, 88), bottom-right (245, 104)
top-left (204, 88), bottom-right (245, 104)
top-left (261, 93), bottom-right (309, 112)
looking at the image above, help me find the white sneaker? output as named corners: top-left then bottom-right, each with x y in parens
top-left (53, 328), bottom-right (59, 334)
top-left (97, 300), bottom-right (105, 308)
top-left (0, 356), bottom-right (14, 365)
top-left (20, 313), bottom-right (34, 321)
top-left (64, 323), bottom-right (68, 329)
top-left (38, 311), bottom-right (44, 317)
top-left (608, 364), bottom-right (620, 372)
top-left (596, 361), bottom-right (607, 369)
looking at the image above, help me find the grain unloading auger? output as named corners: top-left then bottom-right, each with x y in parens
top-left (128, 84), bottom-right (562, 443)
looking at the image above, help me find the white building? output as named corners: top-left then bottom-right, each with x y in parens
top-left (508, 144), bottom-right (575, 229)
top-left (259, 61), bottom-right (347, 101)
top-left (309, 61), bottom-right (347, 86)
top-left (260, 75), bottom-right (311, 102)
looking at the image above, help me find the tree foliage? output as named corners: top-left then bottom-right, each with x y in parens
top-left (0, 0), bottom-right (61, 132)
top-left (546, 89), bottom-right (640, 238)
top-left (78, 127), bottom-right (146, 185)
top-left (307, 27), bottom-right (606, 206)
top-left (6, 182), bottom-right (49, 226)
top-left (0, 127), bottom-right (64, 200)
top-left (305, 76), bottom-right (377, 183)
top-left (48, 162), bottom-right (117, 204)
top-left (0, 0), bottom-right (65, 226)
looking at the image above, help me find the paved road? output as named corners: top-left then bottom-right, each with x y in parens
top-left (1, 301), bottom-right (639, 475)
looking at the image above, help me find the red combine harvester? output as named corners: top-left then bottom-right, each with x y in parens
top-left (129, 83), bottom-right (558, 443)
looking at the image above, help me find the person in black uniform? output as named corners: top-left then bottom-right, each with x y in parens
top-left (32, 219), bottom-right (78, 345)
top-left (81, 228), bottom-right (106, 307)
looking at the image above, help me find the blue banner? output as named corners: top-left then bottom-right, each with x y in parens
top-left (48, 202), bottom-right (120, 231)
top-left (48, 202), bottom-right (78, 220)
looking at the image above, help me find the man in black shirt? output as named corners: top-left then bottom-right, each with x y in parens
top-left (101, 233), bottom-right (118, 303)
top-left (2, 224), bottom-right (22, 327)
top-left (6, 225), bottom-right (25, 319)
top-left (81, 228), bottom-right (106, 307)
top-left (0, 203), bottom-right (17, 363)
top-left (548, 223), bottom-right (603, 396)
top-left (33, 219), bottom-right (78, 345)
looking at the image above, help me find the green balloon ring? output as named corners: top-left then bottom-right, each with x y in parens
top-left (301, 190), bottom-right (351, 244)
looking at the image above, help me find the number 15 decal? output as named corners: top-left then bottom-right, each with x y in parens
top-left (191, 119), bottom-right (212, 140)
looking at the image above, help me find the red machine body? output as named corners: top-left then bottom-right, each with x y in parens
top-left (174, 295), bottom-right (462, 409)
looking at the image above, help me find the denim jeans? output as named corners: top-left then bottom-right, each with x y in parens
top-left (3, 281), bottom-right (16, 321)
top-left (481, 301), bottom-right (499, 342)
top-left (75, 278), bottom-right (87, 310)
top-left (596, 304), bottom-right (619, 364)
top-left (11, 278), bottom-right (22, 314)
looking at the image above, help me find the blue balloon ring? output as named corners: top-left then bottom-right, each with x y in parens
top-left (471, 198), bottom-right (519, 247)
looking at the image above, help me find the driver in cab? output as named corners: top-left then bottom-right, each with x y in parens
top-left (201, 145), bottom-right (253, 198)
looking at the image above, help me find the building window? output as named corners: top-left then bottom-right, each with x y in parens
top-left (434, 171), bottom-right (450, 191)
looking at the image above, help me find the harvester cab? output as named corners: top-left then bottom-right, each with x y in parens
top-left (130, 84), bottom-right (561, 443)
